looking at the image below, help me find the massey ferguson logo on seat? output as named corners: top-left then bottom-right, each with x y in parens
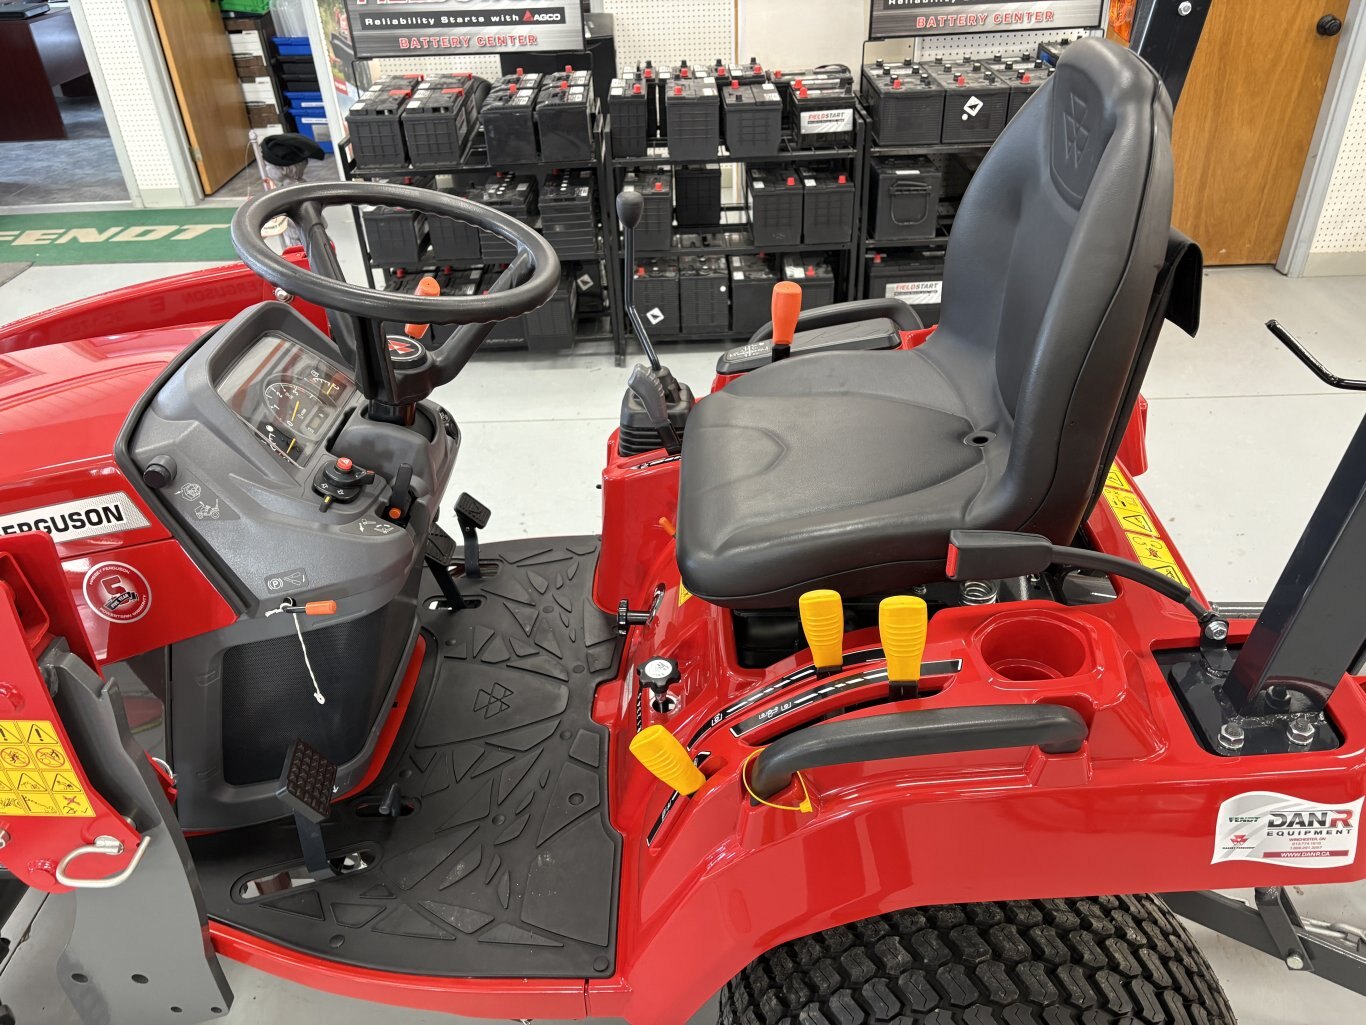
top-left (385, 336), bottom-right (425, 364)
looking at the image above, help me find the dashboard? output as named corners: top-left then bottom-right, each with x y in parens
top-left (215, 334), bottom-right (356, 474)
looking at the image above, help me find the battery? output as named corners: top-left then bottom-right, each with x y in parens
top-left (568, 258), bottom-right (606, 314)
top-left (623, 169), bottom-right (673, 253)
top-left (713, 57), bottom-right (766, 89)
top-left (524, 272), bottom-right (578, 352)
top-left (608, 76), bottom-right (649, 157)
top-left (665, 77), bottom-right (720, 161)
top-left (674, 165), bottom-right (721, 227)
top-left (769, 66), bottom-right (854, 106)
top-left (361, 205), bottom-right (425, 266)
top-left (424, 268), bottom-right (483, 345)
top-left (679, 255), bottom-right (729, 336)
top-left (860, 59), bottom-right (945, 146)
top-left (1005, 64), bottom-right (1052, 121)
top-left (866, 249), bottom-right (946, 326)
top-left (539, 168), bottom-right (598, 260)
top-left (787, 81), bottom-right (857, 149)
top-left (471, 173), bottom-right (538, 263)
top-left (869, 156), bottom-right (943, 241)
top-left (782, 255), bottom-right (836, 310)
top-left (722, 80), bottom-right (782, 157)
top-left (347, 82), bottom-right (414, 168)
top-left (478, 268), bottom-right (527, 349)
top-left (399, 78), bottom-right (473, 168)
top-left (800, 167), bottom-right (854, 245)
top-left (536, 67), bottom-right (595, 162)
top-left (729, 254), bottom-right (778, 337)
top-left (747, 167), bottom-right (803, 247)
top-left (929, 62), bottom-right (1010, 144)
top-left (632, 258), bottom-right (680, 337)
top-left (480, 71), bottom-right (542, 165)
top-left (427, 200), bottom-right (482, 263)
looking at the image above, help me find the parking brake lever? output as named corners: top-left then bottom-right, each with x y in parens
top-left (626, 365), bottom-right (681, 454)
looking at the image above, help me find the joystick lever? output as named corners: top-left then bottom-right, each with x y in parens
top-left (616, 190), bottom-right (664, 377)
top-left (626, 365), bottom-right (681, 454)
top-left (770, 281), bottom-right (802, 362)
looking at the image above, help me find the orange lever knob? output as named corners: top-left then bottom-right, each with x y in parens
top-left (404, 275), bottom-right (441, 339)
top-left (771, 281), bottom-right (803, 350)
top-left (304, 600), bottom-right (338, 616)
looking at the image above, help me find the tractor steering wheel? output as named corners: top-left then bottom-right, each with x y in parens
top-left (230, 182), bottom-right (560, 420)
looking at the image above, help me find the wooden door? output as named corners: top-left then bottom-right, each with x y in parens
top-left (1171, 0), bottom-right (1348, 265)
top-left (148, 0), bottom-right (251, 195)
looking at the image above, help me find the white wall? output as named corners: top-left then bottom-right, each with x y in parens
top-left (1307, 63), bottom-right (1366, 273)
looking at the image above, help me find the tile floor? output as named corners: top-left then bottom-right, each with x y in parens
top-left (0, 249), bottom-right (1364, 1025)
top-left (0, 95), bottom-right (128, 206)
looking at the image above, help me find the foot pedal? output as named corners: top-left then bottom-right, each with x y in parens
top-left (275, 739), bottom-right (337, 880)
top-left (455, 493), bottom-right (491, 579)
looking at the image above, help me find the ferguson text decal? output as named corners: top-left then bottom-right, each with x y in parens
top-left (1213, 791), bottom-right (1362, 869)
top-left (0, 493), bottom-right (150, 544)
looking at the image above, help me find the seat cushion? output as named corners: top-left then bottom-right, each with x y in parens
top-left (676, 349), bottom-right (1008, 608)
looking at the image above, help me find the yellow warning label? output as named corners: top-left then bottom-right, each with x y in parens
top-left (0, 721), bottom-right (94, 817)
top-left (678, 580), bottom-right (692, 606)
top-left (1105, 464), bottom-right (1190, 587)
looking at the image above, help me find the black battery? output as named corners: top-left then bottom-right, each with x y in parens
top-left (632, 258), bottom-right (680, 337)
top-left (524, 272), bottom-right (578, 353)
top-left (800, 167), bottom-right (854, 245)
top-left (400, 79), bottom-right (473, 168)
top-left (425, 268), bottom-right (483, 345)
top-left (788, 82), bottom-right (857, 149)
top-left (866, 249), bottom-right (946, 326)
top-left (568, 258), bottom-right (606, 314)
top-left (674, 165), bottom-right (721, 227)
top-left (427, 202), bottom-right (482, 263)
top-left (665, 78), bottom-right (720, 161)
top-left (679, 255), bottom-right (729, 336)
top-left (930, 63), bottom-right (1010, 144)
top-left (347, 82), bottom-right (414, 168)
top-left (1006, 64), bottom-right (1052, 121)
top-left (722, 80), bottom-right (782, 157)
top-left (536, 68), bottom-right (595, 162)
top-left (539, 168), bottom-right (598, 260)
top-left (623, 169), bottom-right (672, 253)
top-left (361, 205), bottom-right (425, 266)
top-left (747, 167), bottom-right (803, 247)
top-left (782, 255), bottom-right (836, 309)
top-left (471, 173), bottom-right (538, 263)
top-left (869, 156), bottom-right (943, 241)
top-left (478, 268), bottom-right (527, 349)
top-left (713, 57), bottom-right (767, 89)
top-left (607, 76), bottom-right (649, 156)
top-left (769, 66), bottom-right (854, 105)
top-left (480, 72), bottom-right (542, 165)
top-left (729, 254), bottom-right (778, 337)
top-left (860, 60), bottom-right (945, 146)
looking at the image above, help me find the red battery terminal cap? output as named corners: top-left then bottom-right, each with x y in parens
top-left (753, 64), bottom-right (762, 72)
top-left (644, 67), bottom-right (654, 77)
top-left (632, 82), bottom-right (642, 93)
top-left (565, 64), bottom-right (573, 72)
top-left (636, 266), bottom-right (646, 277)
top-left (731, 79), bottom-right (740, 90)
top-left (956, 74), bottom-right (966, 85)
top-left (1021, 73), bottom-right (1031, 83)
top-left (509, 84), bottom-right (518, 94)
top-left (786, 175), bottom-right (796, 186)
top-left (873, 252), bottom-right (883, 263)
top-left (653, 181), bottom-right (664, 191)
top-left (673, 85), bottom-right (683, 95)
top-left (681, 67), bottom-right (690, 78)
top-left (838, 174), bottom-right (847, 184)
top-left (560, 81), bottom-right (569, 90)
top-left (798, 86), bottom-right (809, 98)
top-left (516, 67), bottom-right (524, 75)
top-left (805, 266), bottom-right (815, 277)
top-left (892, 77), bottom-right (902, 88)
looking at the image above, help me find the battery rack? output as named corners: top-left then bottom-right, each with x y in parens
top-left (339, 104), bottom-right (622, 356)
top-left (602, 80), bottom-right (867, 359)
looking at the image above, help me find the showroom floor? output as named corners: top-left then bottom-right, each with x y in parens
top-left (0, 95), bottom-right (128, 207)
top-left (1, 247), bottom-right (1365, 1023)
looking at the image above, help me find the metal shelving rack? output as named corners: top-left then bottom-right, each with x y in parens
top-left (338, 117), bottom-right (624, 351)
top-left (601, 116), bottom-right (869, 361)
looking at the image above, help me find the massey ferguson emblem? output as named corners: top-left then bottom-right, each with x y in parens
top-left (961, 95), bottom-right (984, 119)
top-left (386, 336), bottom-right (425, 364)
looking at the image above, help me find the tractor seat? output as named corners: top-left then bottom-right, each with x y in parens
top-left (676, 39), bottom-right (1178, 609)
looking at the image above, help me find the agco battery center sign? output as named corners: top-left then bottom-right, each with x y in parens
top-left (344, 0), bottom-right (585, 58)
top-left (870, 0), bottom-right (1105, 38)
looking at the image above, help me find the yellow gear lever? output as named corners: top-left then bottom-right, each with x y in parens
top-left (630, 724), bottom-right (706, 795)
top-left (880, 595), bottom-right (928, 698)
top-left (799, 589), bottom-right (845, 672)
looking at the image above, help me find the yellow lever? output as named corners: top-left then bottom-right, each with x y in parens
top-left (630, 724), bottom-right (706, 795)
top-left (880, 595), bottom-right (928, 698)
top-left (799, 589), bottom-right (845, 672)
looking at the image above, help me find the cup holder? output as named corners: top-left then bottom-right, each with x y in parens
top-left (978, 615), bottom-right (1090, 682)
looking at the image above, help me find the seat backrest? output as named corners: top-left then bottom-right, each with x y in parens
top-left (937, 38), bottom-right (1174, 543)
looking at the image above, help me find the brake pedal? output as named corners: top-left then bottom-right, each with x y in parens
top-left (275, 738), bottom-right (338, 880)
top-left (455, 492), bottom-right (491, 579)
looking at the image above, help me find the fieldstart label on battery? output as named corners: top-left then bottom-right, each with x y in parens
top-left (0, 492), bottom-right (150, 544)
top-left (800, 109), bottom-right (855, 133)
top-left (1213, 791), bottom-right (1363, 869)
top-left (886, 280), bottom-right (942, 305)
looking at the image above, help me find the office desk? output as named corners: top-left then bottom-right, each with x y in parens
top-left (0, 8), bottom-right (94, 141)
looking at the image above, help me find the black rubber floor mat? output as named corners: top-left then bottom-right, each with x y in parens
top-left (190, 538), bottom-right (623, 978)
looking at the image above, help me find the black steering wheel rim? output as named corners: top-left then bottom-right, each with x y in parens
top-left (230, 181), bottom-right (560, 325)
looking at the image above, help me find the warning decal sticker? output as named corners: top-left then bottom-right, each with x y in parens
top-left (0, 720), bottom-right (95, 817)
top-left (1103, 465), bottom-right (1189, 586)
top-left (678, 580), bottom-right (693, 606)
top-left (1213, 791), bottom-right (1362, 869)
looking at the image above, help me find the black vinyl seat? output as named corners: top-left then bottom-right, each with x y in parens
top-left (676, 39), bottom-right (1180, 609)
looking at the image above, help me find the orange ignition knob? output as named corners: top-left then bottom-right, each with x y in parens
top-left (770, 281), bottom-right (802, 361)
top-left (405, 275), bottom-right (441, 339)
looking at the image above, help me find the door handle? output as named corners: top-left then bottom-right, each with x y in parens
top-left (1317, 14), bottom-right (1343, 36)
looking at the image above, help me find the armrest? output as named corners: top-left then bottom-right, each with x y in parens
top-left (747, 298), bottom-right (923, 343)
top-left (716, 299), bottom-right (924, 376)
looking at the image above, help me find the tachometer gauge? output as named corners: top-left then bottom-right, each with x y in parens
top-left (262, 379), bottom-right (324, 437)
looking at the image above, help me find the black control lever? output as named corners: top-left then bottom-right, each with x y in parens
top-left (626, 365), bottom-right (682, 454)
top-left (1267, 320), bottom-right (1366, 391)
top-left (382, 462), bottom-right (415, 525)
top-left (454, 492), bottom-right (491, 579)
top-left (616, 190), bottom-right (664, 376)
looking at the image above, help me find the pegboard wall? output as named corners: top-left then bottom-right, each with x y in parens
top-left (1312, 66), bottom-right (1366, 254)
top-left (914, 26), bottom-right (1101, 62)
top-left (78, 0), bottom-right (181, 195)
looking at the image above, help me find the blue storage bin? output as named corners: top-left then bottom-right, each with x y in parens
top-left (284, 91), bottom-right (324, 109)
top-left (271, 36), bottom-right (312, 57)
top-left (294, 115), bottom-right (334, 152)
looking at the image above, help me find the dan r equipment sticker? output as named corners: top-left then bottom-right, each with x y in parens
top-left (1213, 791), bottom-right (1363, 869)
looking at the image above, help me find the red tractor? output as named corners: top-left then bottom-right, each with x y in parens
top-left (1, 30), bottom-right (1364, 1025)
